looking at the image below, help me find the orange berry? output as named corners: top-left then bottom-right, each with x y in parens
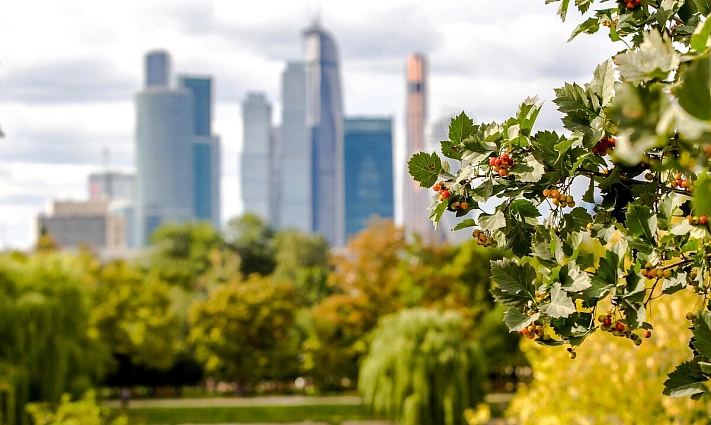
top-left (460, 202), bottom-right (469, 210)
top-left (498, 168), bottom-right (509, 177)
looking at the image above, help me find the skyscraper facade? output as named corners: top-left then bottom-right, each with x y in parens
top-left (343, 117), bottom-right (394, 240)
top-left (135, 53), bottom-right (194, 246)
top-left (403, 54), bottom-right (432, 240)
top-left (179, 75), bottom-right (221, 228)
top-left (145, 50), bottom-right (170, 87)
top-left (276, 62), bottom-right (310, 232)
top-left (241, 92), bottom-right (272, 222)
top-left (303, 22), bottom-right (345, 247)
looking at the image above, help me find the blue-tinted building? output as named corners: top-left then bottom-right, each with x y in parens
top-left (134, 87), bottom-right (194, 246)
top-left (145, 50), bottom-right (170, 87)
top-left (276, 62), bottom-right (310, 232)
top-left (241, 92), bottom-right (272, 223)
top-left (178, 75), bottom-right (221, 228)
top-left (304, 22), bottom-right (345, 247)
top-left (344, 118), bottom-right (394, 239)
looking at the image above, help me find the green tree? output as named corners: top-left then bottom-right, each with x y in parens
top-left (149, 221), bottom-right (226, 289)
top-left (273, 230), bottom-right (330, 305)
top-left (0, 254), bottom-right (107, 424)
top-left (225, 214), bottom-right (276, 277)
top-left (409, 0), bottom-right (711, 399)
top-left (90, 260), bottom-right (179, 371)
top-left (26, 392), bottom-right (126, 425)
top-left (188, 275), bottom-right (302, 391)
top-left (359, 309), bottom-right (486, 425)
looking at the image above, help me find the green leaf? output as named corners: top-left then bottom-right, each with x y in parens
top-left (408, 152), bottom-right (443, 188)
top-left (541, 282), bottom-right (576, 318)
top-left (491, 258), bottom-right (537, 300)
top-left (479, 211), bottom-right (506, 232)
top-left (692, 311), bottom-right (711, 358)
top-left (693, 174), bottom-right (711, 217)
top-left (449, 112), bottom-right (475, 144)
top-left (583, 177), bottom-right (596, 203)
top-left (690, 14), bottom-right (711, 51)
top-left (561, 207), bottom-right (593, 237)
top-left (553, 82), bottom-right (600, 133)
top-left (662, 272), bottom-right (687, 294)
top-left (452, 218), bottom-right (476, 231)
top-left (569, 17), bottom-right (599, 41)
top-left (560, 261), bottom-right (592, 292)
top-left (676, 54), bottom-right (711, 120)
top-left (491, 287), bottom-right (531, 308)
top-left (694, 0), bottom-right (711, 15)
top-left (510, 153), bottom-right (545, 182)
top-left (663, 358), bottom-right (708, 398)
top-left (589, 60), bottom-right (615, 107)
top-left (504, 308), bottom-right (540, 332)
top-left (615, 31), bottom-right (680, 83)
top-left (470, 178), bottom-right (494, 201)
top-left (626, 204), bottom-right (657, 242)
top-left (440, 141), bottom-right (463, 160)
top-left (428, 200), bottom-right (447, 229)
top-left (509, 199), bottom-right (541, 220)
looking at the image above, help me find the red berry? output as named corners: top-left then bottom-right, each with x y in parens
top-left (616, 322), bottom-right (625, 332)
top-left (494, 158), bottom-right (503, 166)
top-left (489, 157), bottom-right (497, 166)
top-left (643, 330), bottom-right (652, 339)
top-left (433, 183), bottom-right (441, 192)
top-left (501, 153), bottom-right (510, 161)
top-left (440, 190), bottom-right (450, 200)
top-left (498, 168), bottom-right (509, 177)
top-left (701, 216), bottom-right (709, 225)
top-left (603, 318), bottom-right (612, 327)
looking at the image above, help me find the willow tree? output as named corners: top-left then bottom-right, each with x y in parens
top-left (0, 254), bottom-right (107, 425)
top-left (359, 309), bottom-right (485, 425)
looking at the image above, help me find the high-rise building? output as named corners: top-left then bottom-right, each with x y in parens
top-left (276, 62), bottom-right (310, 232)
top-left (178, 75), bottom-right (221, 228)
top-left (145, 50), bottom-right (170, 87)
top-left (88, 172), bottom-right (135, 203)
top-left (241, 92), bottom-right (272, 222)
top-left (344, 117), bottom-right (394, 240)
top-left (37, 200), bottom-right (125, 250)
top-left (135, 51), bottom-right (194, 246)
top-left (304, 22), bottom-right (345, 247)
top-left (403, 54), bottom-right (432, 240)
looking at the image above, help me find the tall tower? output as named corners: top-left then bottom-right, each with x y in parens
top-left (241, 92), bottom-right (273, 223)
top-left (145, 50), bottom-right (170, 87)
top-left (343, 117), bottom-right (394, 240)
top-left (276, 62), bottom-right (310, 232)
top-left (135, 51), bottom-right (195, 246)
top-left (303, 21), bottom-right (345, 247)
top-left (178, 75), bottom-right (221, 229)
top-left (403, 54), bottom-right (431, 239)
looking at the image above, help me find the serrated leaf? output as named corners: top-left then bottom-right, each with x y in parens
top-left (694, 174), bottom-right (711, 217)
top-left (590, 60), bottom-right (615, 107)
top-left (479, 211), bottom-right (506, 232)
top-left (504, 308), bottom-right (540, 332)
top-left (692, 311), bottom-right (711, 358)
top-left (561, 207), bottom-right (593, 237)
top-left (690, 14), bottom-right (711, 51)
top-left (440, 140), bottom-right (463, 160)
top-left (509, 199), bottom-right (541, 219)
top-left (677, 54), bottom-right (711, 120)
top-left (533, 242), bottom-right (558, 268)
top-left (491, 287), bottom-right (531, 308)
top-left (491, 258), bottom-right (537, 300)
top-left (452, 218), bottom-right (476, 231)
top-left (541, 282), bottom-right (576, 318)
top-left (663, 359), bottom-right (708, 397)
top-left (694, 0), bottom-right (711, 15)
top-left (569, 17), bottom-right (599, 41)
top-left (408, 152), bottom-right (442, 188)
top-left (470, 178), bottom-right (494, 201)
top-left (583, 177), bottom-right (596, 203)
top-left (510, 153), bottom-right (545, 182)
top-left (662, 272), bottom-right (687, 294)
top-left (626, 204), bottom-right (657, 242)
top-left (560, 261), bottom-right (592, 292)
top-left (449, 112), bottom-right (474, 143)
top-left (428, 200), bottom-right (447, 229)
top-left (616, 31), bottom-right (680, 83)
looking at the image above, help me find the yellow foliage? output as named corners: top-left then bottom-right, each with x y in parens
top-left (506, 290), bottom-right (711, 424)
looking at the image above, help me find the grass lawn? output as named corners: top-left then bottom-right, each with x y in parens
top-left (123, 404), bottom-right (377, 424)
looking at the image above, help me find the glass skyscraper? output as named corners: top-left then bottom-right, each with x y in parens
top-left (145, 50), bottom-right (170, 87)
top-left (241, 92), bottom-right (272, 223)
top-left (134, 51), bottom-right (194, 246)
top-left (304, 22), bottom-right (344, 247)
top-left (276, 62), bottom-right (310, 232)
top-left (344, 117), bottom-right (394, 240)
top-left (179, 75), bottom-right (221, 228)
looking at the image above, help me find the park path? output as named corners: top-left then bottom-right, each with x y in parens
top-left (101, 395), bottom-right (363, 409)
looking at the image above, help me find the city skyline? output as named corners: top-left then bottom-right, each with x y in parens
top-left (0, 1), bottom-right (620, 248)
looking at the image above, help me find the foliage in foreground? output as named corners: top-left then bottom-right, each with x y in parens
top-left (359, 309), bottom-right (485, 425)
top-left (409, 0), bottom-right (711, 398)
top-left (26, 392), bottom-right (125, 425)
top-left (507, 292), bottom-right (711, 424)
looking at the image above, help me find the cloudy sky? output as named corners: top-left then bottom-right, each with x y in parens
top-left (0, 0), bottom-right (620, 249)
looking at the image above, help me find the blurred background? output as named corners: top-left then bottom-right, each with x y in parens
top-left (1, 1), bottom-right (706, 425)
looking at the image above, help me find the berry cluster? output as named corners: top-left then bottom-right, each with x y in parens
top-left (489, 153), bottom-right (514, 177)
top-left (471, 229), bottom-right (497, 248)
top-left (670, 173), bottom-right (695, 190)
top-left (449, 201), bottom-right (469, 211)
top-left (592, 136), bottom-right (616, 156)
top-left (623, 0), bottom-right (641, 9)
top-left (641, 262), bottom-right (672, 279)
top-left (519, 323), bottom-right (550, 341)
top-left (432, 181), bottom-right (451, 201)
top-left (598, 313), bottom-right (650, 345)
top-left (542, 188), bottom-right (576, 208)
top-left (686, 215), bottom-right (709, 225)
